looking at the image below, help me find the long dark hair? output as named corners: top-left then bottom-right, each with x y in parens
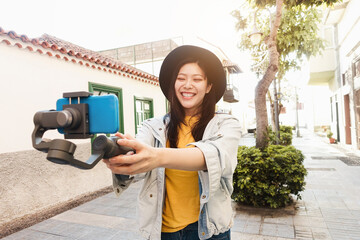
top-left (166, 58), bottom-right (216, 148)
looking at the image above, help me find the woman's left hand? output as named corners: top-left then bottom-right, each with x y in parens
top-left (103, 132), bottom-right (160, 175)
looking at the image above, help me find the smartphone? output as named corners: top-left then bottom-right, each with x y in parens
top-left (56, 94), bottom-right (119, 134)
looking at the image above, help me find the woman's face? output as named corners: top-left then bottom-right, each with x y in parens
top-left (174, 63), bottom-right (212, 116)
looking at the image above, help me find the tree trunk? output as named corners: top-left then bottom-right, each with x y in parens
top-left (255, 0), bottom-right (283, 149)
top-left (267, 91), bottom-right (276, 131)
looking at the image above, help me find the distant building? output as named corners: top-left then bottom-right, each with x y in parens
top-left (100, 37), bottom-right (244, 116)
top-left (99, 37), bottom-right (182, 76)
top-left (307, 0), bottom-right (360, 149)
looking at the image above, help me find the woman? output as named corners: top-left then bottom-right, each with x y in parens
top-left (103, 45), bottom-right (241, 240)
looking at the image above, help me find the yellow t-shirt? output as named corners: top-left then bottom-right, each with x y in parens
top-left (161, 116), bottom-right (200, 233)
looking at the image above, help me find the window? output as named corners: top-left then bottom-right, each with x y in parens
top-left (134, 97), bottom-right (154, 134)
top-left (353, 58), bottom-right (360, 79)
top-left (88, 82), bottom-right (124, 133)
top-left (330, 97), bottom-right (333, 122)
top-left (323, 27), bottom-right (334, 48)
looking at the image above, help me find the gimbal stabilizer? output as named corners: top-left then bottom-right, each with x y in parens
top-left (32, 91), bottom-right (134, 169)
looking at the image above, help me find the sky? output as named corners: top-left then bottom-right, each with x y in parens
top-left (0, 0), bottom-right (250, 70)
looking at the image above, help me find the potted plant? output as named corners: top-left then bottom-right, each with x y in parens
top-left (327, 130), bottom-right (336, 144)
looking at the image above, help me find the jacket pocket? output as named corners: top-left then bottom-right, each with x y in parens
top-left (219, 178), bottom-right (232, 197)
top-left (138, 178), bottom-right (158, 235)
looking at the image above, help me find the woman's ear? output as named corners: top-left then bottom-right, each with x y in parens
top-left (206, 83), bottom-right (213, 94)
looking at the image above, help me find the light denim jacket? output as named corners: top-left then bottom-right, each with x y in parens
top-left (112, 113), bottom-right (241, 240)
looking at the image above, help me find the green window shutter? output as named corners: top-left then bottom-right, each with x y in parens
top-left (134, 96), bottom-right (154, 134)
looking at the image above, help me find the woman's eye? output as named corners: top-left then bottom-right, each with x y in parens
top-left (177, 77), bottom-right (185, 81)
top-left (194, 78), bottom-right (203, 82)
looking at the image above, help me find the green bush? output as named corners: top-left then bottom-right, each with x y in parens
top-left (268, 125), bottom-right (293, 146)
top-left (280, 125), bottom-right (293, 135)
top-left (232, 145), bottom-right (307, 208)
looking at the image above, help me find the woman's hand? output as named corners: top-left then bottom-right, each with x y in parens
top-left (102, 132), bottom-right (160, 175)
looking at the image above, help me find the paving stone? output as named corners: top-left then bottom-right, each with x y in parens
top-left (311, 227), bottom-right (332, 240)
top-left (261, 223), bottom-right (278, 237)
top-left (260, 223), bottom-right (295, 239)
top-left (305, 207), bottom-right (322, 217)
top-left (52, 210), bottom-right (137, 231)
top-left (276, 224), bottom-right (295, 239)
top-left (329, 228), bottom-right (360, 240)
top-left (30, 220), bottom-right (73, 237)
top-left (109, 230), bottom-right (143, 240)
top-left (1, 230), bottom-right (33, 240)
top-left (293, 216), bottom-right (314, 227)
top-left (230, 231), bottom-right (283, 240)
top-left (263, 215), bottom-right (293, 225)
top-left (2, 229), bottom-right (72, 240)
top-left (294, 226), bottom-right (313, 239)
top-left (243, 222), bottom-right (261, 235)
top-left (76, 226), bottom-right (119, 240)
top-left (232, 218), bottom-right (246, 232)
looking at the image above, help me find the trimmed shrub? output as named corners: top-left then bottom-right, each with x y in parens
top-left (232, 145), bottom-right (307, 208)
top-left (280, 125), bottom-right (293, 134)
top-left (268, 125), bottom-right (293, 146)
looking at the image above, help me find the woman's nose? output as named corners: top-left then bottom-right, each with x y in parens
top-left (184, 79), bottom-right (192, 88)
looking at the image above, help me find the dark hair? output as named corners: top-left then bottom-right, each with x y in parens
top-left (166, 58), bottom-right (216, 148)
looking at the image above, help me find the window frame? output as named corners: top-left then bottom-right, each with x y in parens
top-left (134, 96), bottom-right (154, 134)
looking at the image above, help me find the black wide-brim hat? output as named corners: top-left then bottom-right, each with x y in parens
top-left (159, 45), bottom-right (226, 103)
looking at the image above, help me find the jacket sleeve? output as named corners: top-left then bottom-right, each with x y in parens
top-left (191, 116), bottom-right (241, 199)
top-left (112, 119), bottom-right (156, 196)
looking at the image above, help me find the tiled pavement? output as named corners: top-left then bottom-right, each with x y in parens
top-left (3, 128), bottom-right (360, 239)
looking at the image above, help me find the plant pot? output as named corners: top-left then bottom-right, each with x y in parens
top-left (329, 138), bottom-right (336, 144)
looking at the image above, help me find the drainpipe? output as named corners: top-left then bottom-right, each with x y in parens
top-left (334, 23), bottom-right (342, 143)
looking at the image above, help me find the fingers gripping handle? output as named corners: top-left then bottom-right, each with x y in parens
top-left (92, 135), bottom-right (135, 159)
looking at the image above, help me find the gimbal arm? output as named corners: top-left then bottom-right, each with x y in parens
top-left (32, 105), bottom-right (134, 170)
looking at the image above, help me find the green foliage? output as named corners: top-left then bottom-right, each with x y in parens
top-left (232, 145), bottom-right (307, 208)
top-left (326, 130), bottom-right (333, 139)
top-left (280, 125), bottom-right (293, 134)
top-left (248, 0), bottom-right (341, 8)
top-left (232, 5), bottom-right (327, 79)
top-left (268, 125), bottom-right (293, 145)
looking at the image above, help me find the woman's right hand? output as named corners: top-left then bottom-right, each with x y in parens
top-left (102, 132), bottom-right (160, 175)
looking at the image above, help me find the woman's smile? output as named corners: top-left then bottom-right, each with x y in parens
top-left (181, 92), bottom-right (196, 98)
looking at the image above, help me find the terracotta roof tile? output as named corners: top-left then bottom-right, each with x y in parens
top-left (0, 27), bottom-right (159, 86)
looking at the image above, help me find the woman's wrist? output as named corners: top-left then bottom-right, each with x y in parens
top-left (154, 147), bottom-right (167, 168)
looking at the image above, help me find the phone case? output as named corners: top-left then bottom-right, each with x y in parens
top-left (56, 95), bottom-right (119, 134)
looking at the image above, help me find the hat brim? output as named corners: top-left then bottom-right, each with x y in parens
top-left (159, 45), bottom-right (226, 103)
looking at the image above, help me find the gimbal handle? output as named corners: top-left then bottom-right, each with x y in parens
top-left (46, 136), bottom-right (134, 169)
top-left (32, 120), bottom-right (134, 169)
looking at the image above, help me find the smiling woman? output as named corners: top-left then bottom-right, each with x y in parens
top-left (103, 45), bottom-right (242, 240)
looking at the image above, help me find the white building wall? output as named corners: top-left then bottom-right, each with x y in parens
top-left (0, 43), bottom-right (165, 154)
top-left (307, 0), bottom-right (360, 149)
top-left (0, 38), bottom-right (165, 227)
top-left (336, 0), bottom-right (360, 149)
